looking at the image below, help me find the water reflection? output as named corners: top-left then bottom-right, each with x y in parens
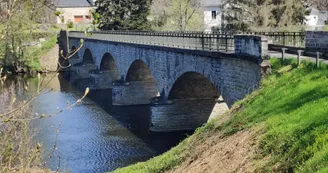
top-left (0, 73), bottom-right (191, 173)
top-left (86, 82), bottom-right (193, 154)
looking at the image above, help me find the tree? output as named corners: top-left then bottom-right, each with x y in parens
top-left (310, 0), bottom-right (328, 10)
top-left (221, 0), bottom-right (257, 31)
top-left (150, 0), bottom-right (171, 28)
top-left (96, 0), bottom-right (151, 30)
top-left (150, 0), bottom-right (203, 31)
top-left (174, 0), bottom-right (201, 31)
top-left (0, 0), bottom-right (55, 72)
top-left (221, 0), bottom-right (308, 31)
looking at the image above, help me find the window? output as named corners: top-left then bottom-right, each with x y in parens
top-left (212, 11), bottom-right (217, 20)
top-left (74, 15), bottom-right (83, 23)
top-left (85, 15), bottom-right (91, 20)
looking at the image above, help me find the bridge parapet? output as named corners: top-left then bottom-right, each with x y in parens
top-left (69, 31), bottom-right (235, 52)
top-left (235, 35), bottom-right (268, 60)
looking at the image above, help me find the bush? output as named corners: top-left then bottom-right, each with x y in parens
top-left (67, 21), bottom-right (74, 29)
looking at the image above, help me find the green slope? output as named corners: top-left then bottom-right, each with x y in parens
top-left (111, 58), bottom-right (328, 173)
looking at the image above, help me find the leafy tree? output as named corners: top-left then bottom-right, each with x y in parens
top-left (0, 0), bottom-right (55, 72)
top-left (221, 0), bottom-right (257, 31)
top-left (96, 0), bottom-right (151, 30)
top-left (222, 0), bottom-right (308, 31)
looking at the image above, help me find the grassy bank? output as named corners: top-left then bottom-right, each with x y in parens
top-left (111, 58), bottom-right (328, 173)
top-left (25, 34), bottom-right (57, 71)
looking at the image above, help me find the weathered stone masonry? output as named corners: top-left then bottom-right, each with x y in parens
top-left (60, 32), bottom-right (266, 132)
top-left (306, 31), bottom-right (328, 52)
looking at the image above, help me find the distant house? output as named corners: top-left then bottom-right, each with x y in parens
top-left (305, 8), bottom-right (328, 31)
top-left (202, 0), bottom-right (222, 32)
top-left (55, 0), bottom-right (96, 24)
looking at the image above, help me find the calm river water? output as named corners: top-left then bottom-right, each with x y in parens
top-left (3, 74), bottom-right (191, 173)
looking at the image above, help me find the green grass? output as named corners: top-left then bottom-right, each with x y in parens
top-left (224, 58), bottom-right (328, 172)
top-left (111, 58), bottom-right (328, 173)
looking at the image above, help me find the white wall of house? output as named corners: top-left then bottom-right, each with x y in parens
top-left (56, 7), bottom-right (93, 24)
top-left (305, 15), bottom-right (318, 26)
top-left (305, 14), bottom-right (319, 30)
top-left (305, 8), bottom-right (328, 31)
top-left (203, 6), bottom-right (222, 32)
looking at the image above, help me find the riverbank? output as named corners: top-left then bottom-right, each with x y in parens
top-left (0, 32), bottom-right (58, 74)
top-left (111, 58), bottom-right (328, 173)
top-left (25, 33), bottom-right (58, 72)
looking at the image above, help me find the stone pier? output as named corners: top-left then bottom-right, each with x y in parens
top-left (68, 59), bottom-right (81, 70)
top-left (112, 81), bottom-right (159, 106)
top-left (71, 64), bottom-right (97, 80)
top-left (150, 99), bottom-right (220, 132)
top-left (89, 70), bottom-right (120, 89)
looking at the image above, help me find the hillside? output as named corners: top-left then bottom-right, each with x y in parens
top-left (111, 58), bottom-right (328, 173)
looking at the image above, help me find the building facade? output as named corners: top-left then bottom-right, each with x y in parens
top-left (56, 0), bottom-right (96, 24)
top-left (202, 0), bottom-right (222, 32)
top-left (305, 8), bottom-right (328, 31)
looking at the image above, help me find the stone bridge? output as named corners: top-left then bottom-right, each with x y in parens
top-left (58, 31), bottom-right (267, 132)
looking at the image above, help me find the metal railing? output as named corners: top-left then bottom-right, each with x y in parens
top-left (69, 31), bottom-right (235, 52)
top-left (256, 32), bottom-right (305, 48)
top-left (225, 31), bottom-right (305, 48)
top-left (69, 31), bottom-right (305, 52)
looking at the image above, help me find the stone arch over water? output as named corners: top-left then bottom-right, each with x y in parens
top-left (112, 59), bottom-right (160, 105)
top-left (99, 53), bottom-right (121, 81)
top-left (168, 72), bottom-right (220, 100)
top-left (126, 59), bottom-right (157, 83)
top-left (82, 48), bottom-right (95, 65)
top-left (150, 71), bottom-right (229, 132)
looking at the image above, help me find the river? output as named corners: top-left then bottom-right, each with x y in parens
top-left (2, 74), bottom-right (191, 173)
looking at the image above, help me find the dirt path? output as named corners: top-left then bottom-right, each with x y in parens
top-left (39, 45), bottom-right (59, 72)
top-left (167, 128), bottom-right (261, 173)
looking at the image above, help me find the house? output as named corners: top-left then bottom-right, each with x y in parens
top-left (305, 8), bottom-right (328, 31)
top-left (55, 0), bottom-right (96, 24)
top-left (202, 0), bottom-right (222, 32)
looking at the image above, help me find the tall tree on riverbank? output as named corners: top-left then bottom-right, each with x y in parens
top-left (96, 0), bottom-right (151, 30)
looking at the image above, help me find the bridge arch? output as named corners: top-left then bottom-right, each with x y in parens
top-left (150, 71), bottom-right (229, 132)
top-left (99, 53), bottom-right (120, 81)
top-left (126, 59), bottom-right (156, 83)
top-left (112, 59), bottom-right (160, 105)
top-left (82, 48), bottom-right (95, 64)
top-left (168, 72), bottom-right (220, 100)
